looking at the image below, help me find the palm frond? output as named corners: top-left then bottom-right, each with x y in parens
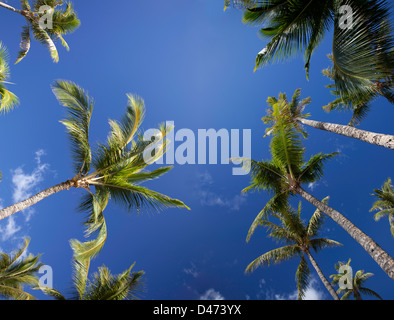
top-left (250, 0), bottom-right (333, 74)
top-left (299, 152), bottom-right (338, 184)
top-left (358, 287), bottom-right (382, 300)
top-left (246, 190), bottom-right (290, 242)
top-left (370, 178), bottom-right (394, 237)
top-left (270, 123), bottom-right (305, 178)
top-left (330, 0), bottom-right (393, 102)
top-left (15, 23), bottom-right (31, 64)
top-left (0, 42), bottom-right (19, 113)
top-left (306, 196), bottom-right (329, 237)
top-left (52, 80), bottom-right (93, 175)
top-left (0, 238), bottom-right (42, 300)
top-left (83, 263), bottom-right (145, 300)
top-left (295, 255), bottom-right (310, 300)
top-left (245, 244), bottom-right (300, 273)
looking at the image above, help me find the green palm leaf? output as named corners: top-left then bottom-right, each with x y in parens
top-left (330, 0), bottom-right (393, 102)
top-left (370, 178), bottom-right (394, 237)
top-left (52, 80), bottom-right (93, 175)
top-left (0, 238), bottom-right (43, 300)
top-left (0, 42), bottom-right (19, 113)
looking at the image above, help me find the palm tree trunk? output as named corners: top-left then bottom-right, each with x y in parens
top-left (296, 186), bottom-right (394, 280)
top-left (0, 2), bottom-right (23, 14)
top-left (0, 180), bottom-right (74, 221)
top-left (306, 250), bottom-right (339, 300)
top-left (297, 118), bottom-right (394, 150)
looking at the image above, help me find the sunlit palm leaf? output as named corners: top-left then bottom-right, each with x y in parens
top-left (15, 24), bottom-right (31, 64)
top-left (52, 80), bottom-right (93, 175)
top-left (0, 238), bottom-right (42, 300)
top-left (0, 42), bottom-right (19, 113)
top-left (370, 178), bottom-right (394, 237)
top-left (330, 0), bottom-right (393, 102)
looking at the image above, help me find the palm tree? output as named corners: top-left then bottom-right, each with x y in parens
top-left (370, 178), bottom-right (394, 237)
top-left (39, 261), bottom-right (144, 300)
top-left (245, 200), bottom-right (341, 300)
top-left (0, 0), bottom-right (80, 63)
top-left (262, 89), bottom-right (394, 150)
top-left (330, 259), bottom-right (382, 300)
top-left (0, 42), bottom-right (18, 114)
top-left (0, 80), bottom-right (189, 228)
top-left (224, 0), bottom-right (393, 118)
top-left (38, 248), bottom-right (144, 300)
top-left (239, 116), bottom-right (394, 279)
top-left (0, 238), bottom-right (43, 300)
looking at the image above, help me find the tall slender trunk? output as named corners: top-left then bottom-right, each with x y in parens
top-left (0, 1), bottom-right (23, 14)
top-left (306, 250), bottom-right (339, 300)
top-left (297, 118), bottom-right (394, 150)
top-left (0, 180), bottom-right (74, 221)
top-left (296, 186), bottom-right (394, 280)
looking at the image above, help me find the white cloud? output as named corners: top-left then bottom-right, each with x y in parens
top-left (0, 216), bottom-right (21, 241)
top-left (308, 182), bottom-right (318, 191)
top-left (11, 149), bottom-right (49, 221)
top-left (195, 171), bottom-right (247, 211)
top-left (274, 277), bottom-right (326, 301)
top-left (200, 288), bottom-right (225, 300)
top-left (0, 150), bottom-right (49, 243)
top-left (12, 149), bottom-right (49, 203)
top-left (183, 262), bottom-right (199, 278)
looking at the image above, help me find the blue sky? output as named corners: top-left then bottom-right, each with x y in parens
top-left (0, 0), bottom-right (393, 300)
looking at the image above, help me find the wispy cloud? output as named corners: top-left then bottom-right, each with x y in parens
top-left (195, 171), bottom-right (247, 211)
top-left (276, 277), bottom-right (326, 300)
top-left (0, 150), bottom-right (50, 242)
top-left (183, 262), bottom-right (199, 278)
top-left (256, 277), bottom-right (326, 300)
top-left (0, 216), bottom-right (21, 241)
top-left (200, 288), bottom-right (225, 300)
top-left (11, 149), bottom-right (49, 221)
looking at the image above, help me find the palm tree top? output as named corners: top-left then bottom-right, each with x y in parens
top-left (0, 238), bottom-right (43, 300)
top-left (0, 0), bottom-right (80, 63)
top-left (39, 253), bottom-right (145, 300)
top-left (245, 199), bottom-right (341, 299)
top-left (241, 114), bottom-right (337, 240)
top-left (225, 0), bottom-right (393, 120)
top-left (330, 259), bottom-right (383, 300)
top-left (50, 80), bottom-right (190, 264)
top-left (262, 88), bottom-right (311, 138)
top-left (0, 42), bottom-right (19, 114)
top-left (370, 178), bottom-right (394, 237)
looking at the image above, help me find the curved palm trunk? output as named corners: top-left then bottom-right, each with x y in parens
top-left (0, 180), bottom-right (74, 221)
top-left (306, 250), bottom-right (339, 300)
top-left (0, 2), bottom-right (23, 14)
top-left (297, 118), bottom-right (394, 150)
top-left (296, 186), bottom-right (394, 280)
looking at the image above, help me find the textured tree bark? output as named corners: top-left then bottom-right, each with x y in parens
top-left (0, 2), bottom-right (23, 14)
top-left (0, 180), bottom-right (74, 221)
top-left (297, 118), bottom-right (394, 150)
top-left (296, 186), bottom-right (394, 280)
top-left (306, 250), bottom-right (339, 300)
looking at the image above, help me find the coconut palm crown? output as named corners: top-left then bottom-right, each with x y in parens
top-left (330, 259), bottom-right (382, 300)
top-left (0, 238), bottom-right (43, 300)
top-left (238, 107), bottom-right (394, 279)
top-left (0, 42), bottom-right (18, 114)
top-left (0, 0), bottom-right (80, 63)
top-left (224, 0), bottom-right (393, 120)
top-left (245, 199), bottom-right (341, 300)
top-left (370, 178), bottom-right (394, 237)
